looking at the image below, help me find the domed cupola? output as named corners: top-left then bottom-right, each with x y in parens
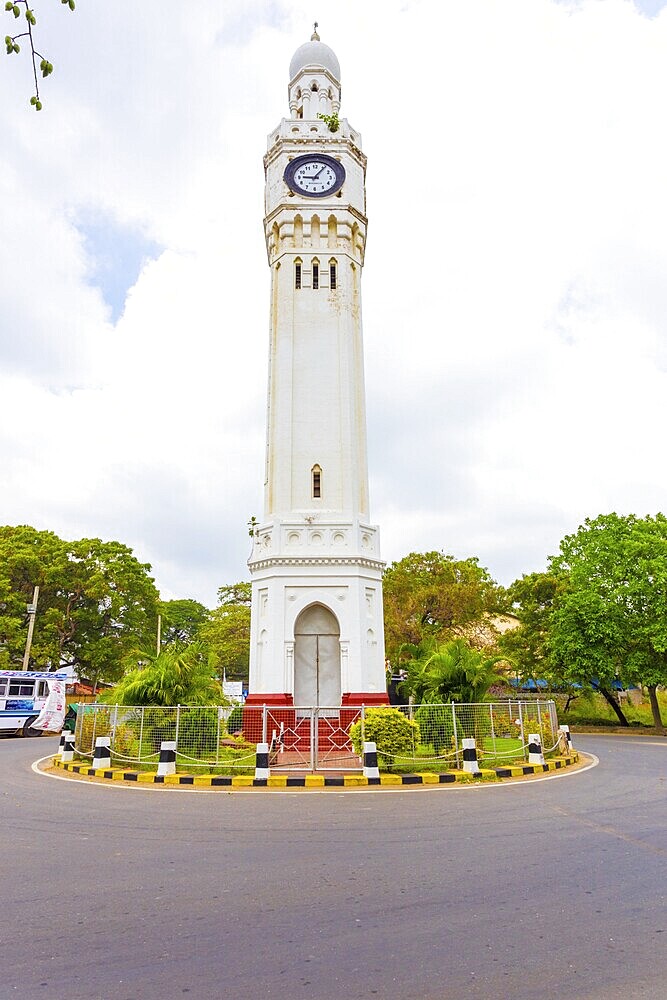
top-left (288, 25), bottom-right (341, 120)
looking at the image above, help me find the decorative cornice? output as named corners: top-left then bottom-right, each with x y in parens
top-left (248, 555), bottom-right (385, 572)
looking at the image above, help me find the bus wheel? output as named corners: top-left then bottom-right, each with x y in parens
top-left (22, 717), bottom-right (43, 738)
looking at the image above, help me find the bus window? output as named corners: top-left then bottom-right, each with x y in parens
top-left (37, 681), bottom-right (49, 698)
top-left (0, 681), bottom-right (6, 697)
top-left (8, 681), bottom-right (35, 697)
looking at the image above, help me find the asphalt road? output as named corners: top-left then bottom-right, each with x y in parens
top-left (1, 734), bottom-right (666, 1000)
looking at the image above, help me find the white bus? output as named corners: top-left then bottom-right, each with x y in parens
top-left (0, 670), bottom-right (68, 736)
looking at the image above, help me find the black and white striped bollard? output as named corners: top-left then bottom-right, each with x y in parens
top-left (255, 742), bottom-right (270, 780)
top-left (528, 733), bottom-right (545, 765)
top-left (92, 736), bottom-right (111, 770)
top-left (461, 738), bottom-right (480, 773)
top-left (558, 725), bottom-right (573, 753)
top-left (158, 740), bottom-right (177, 776)
top-left (60, 731), bottom-right (75, 762)
top-left (57, 730), bottom-right (67, 755)
top-left (363, 741), bottom-right (380, 779)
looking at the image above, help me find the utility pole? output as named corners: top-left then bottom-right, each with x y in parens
top-left (21, 585), bottom-right (39, 671)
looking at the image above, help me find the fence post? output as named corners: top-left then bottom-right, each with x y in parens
top-left (138, 706), bottom-right (145, 762)
top-left (363, 741), bottom-right (380, 780)
top-left (61, 732), bottom-right (75, 762)
top-left (518, 701), bottom-right (526, 759)
top-left (489, 703), bottom-right (496, 755)
top-left (452, 703), bottom-right (460, 768)
top-left (528, 733), bottom-right (545, 765)
top-left (92, 736), bottom-right (111, 770)
top-left (255, 742), bottom-right (270, 780)
top-left (461, 737), bottom-right (480, 774)
top-left (158, 740), bottom-right (177, 776)
top-left (311, 707), bottom-right (317, 771)
top-left (216, 706), bottom-right (222, 765)
top-left (262, 704), bottom-right (267, 745)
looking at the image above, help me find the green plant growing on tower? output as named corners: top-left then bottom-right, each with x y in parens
top-left (318, 111), bottom-right (340, 133)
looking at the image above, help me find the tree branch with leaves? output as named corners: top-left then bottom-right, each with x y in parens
top-left (4, 0), bottom-right (74, 110)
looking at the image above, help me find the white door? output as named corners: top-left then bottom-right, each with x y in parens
top-left (294, 605), bottom-right (341, 709)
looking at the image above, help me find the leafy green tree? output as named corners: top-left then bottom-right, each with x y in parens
top-left (498, 571), bottom-right (579, 698)
top-left (550, 513), bottom-right (667, 732)
top-left (402, 638), bottom-right (503, 704)
top-left (4, 0), bottom-right (74, 110)
top-left (104, 642), bottom-right (225, 706)
top-left (0, 525), bottom-right (159, 685)
top-left (159, 599), bottom-right (209, 645)
top-left (382, 551), bottom-right (501, 663)
top-left (199, 582), bottom-right (251, 682)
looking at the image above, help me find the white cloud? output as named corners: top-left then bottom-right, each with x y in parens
top-left (1, 0), bottom-right (667, 605)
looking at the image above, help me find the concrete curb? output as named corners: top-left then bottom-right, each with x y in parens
top-left (51, 753), bottom-right (580, 788)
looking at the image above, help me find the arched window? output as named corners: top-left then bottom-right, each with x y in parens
top-left (312, 464), bottom-right (322, 499)
top-left (329, 258), bottom-right (337, 290)
top-left (312, 257), bottom-right (320, 290)
top-left (294, 257), bottom-right (302, 290)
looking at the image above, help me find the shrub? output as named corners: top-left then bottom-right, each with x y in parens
top-left (349, 707), bottom-right (420, 769)
top-left (414, 703), bottom-right (454, 753)
top-left (177, 707), bottom-right (221, 759)
top-left (226, 705), bottom-right (244, 735)
top-left (75, 708), bottom-right (138, 758)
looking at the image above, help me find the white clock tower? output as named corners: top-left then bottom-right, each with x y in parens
top-left (246, 28), bottom-right (387, 711)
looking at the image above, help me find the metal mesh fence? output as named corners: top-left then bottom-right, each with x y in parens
top-left (74, 704), bottom-right (256, 772)
top-left (73, 700), bottom-right (560, 772)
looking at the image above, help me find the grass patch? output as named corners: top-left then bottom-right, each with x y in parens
top-left (559, 690), bottom-right (667, 728)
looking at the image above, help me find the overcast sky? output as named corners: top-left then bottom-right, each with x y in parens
top-left (2, 0), bottom-right (666, 607)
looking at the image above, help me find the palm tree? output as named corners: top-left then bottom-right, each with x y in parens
top-left (104, 642), bottom-right (225, 706)
top-left (409, 638), bottom-right (503, 704)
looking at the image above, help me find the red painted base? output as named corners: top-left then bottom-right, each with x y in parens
top-left (341, 692), bottom-right (390, 707)
top-left (243, 693), bottom-right (294, 707)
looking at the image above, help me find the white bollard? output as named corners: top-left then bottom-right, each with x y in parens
top-left (461, 737), bottom-right (480, 774)
top-left (528, 733), bottom-right (546, 765)
top-left (92, 736), bottom-right (111, 770)
top-left (363, 741), bottom-right (380, 780)
top-left (60, 731), bottom-right (75, 762)
top-left (157, 740), bottom-right (177, 776)
top-left (558, 725), bottom-right (573, 753)
top-left (255, 742), bottom-right (270, 780)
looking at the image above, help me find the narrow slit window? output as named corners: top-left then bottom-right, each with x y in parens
top-left (312, 465), bottom-right (322, 498)
top-left (312, 262), bottom-right (319, 290)
top-left (329, 262), bottom-right (337, 289)
top-left (295, 262), bottom-right (302, 289)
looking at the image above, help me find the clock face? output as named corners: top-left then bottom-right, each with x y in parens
top-left (284, 154), bottom-right (345, 198)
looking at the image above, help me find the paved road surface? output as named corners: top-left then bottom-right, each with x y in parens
top-left (1, 734), bottom-right (666, 1000)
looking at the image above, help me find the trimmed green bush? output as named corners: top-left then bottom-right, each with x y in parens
top-left (349, 707), bottom-right (420, 769)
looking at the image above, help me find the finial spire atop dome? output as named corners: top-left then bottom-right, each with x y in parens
top-left (289, 28), bottom-right (340, 83)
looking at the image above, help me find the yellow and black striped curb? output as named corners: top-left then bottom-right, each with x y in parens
top-left (52, 754), bottom-right (579, 788)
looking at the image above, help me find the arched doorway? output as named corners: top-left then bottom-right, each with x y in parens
top-left (294, 604), bottom-right (341, 708)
